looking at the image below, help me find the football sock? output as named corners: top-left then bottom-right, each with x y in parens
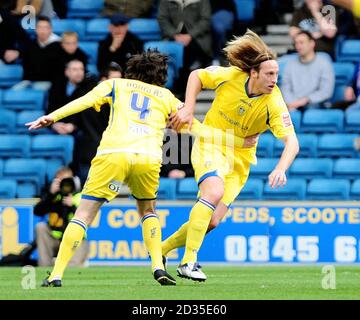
top-left (142, 213), bottom-right (164, 272)
top-left (49, 218), bottom-right (87, 281)
top-left (162, 222), bottom-right (189, 256)
top-left (182, 199), bottom-right (215, 264)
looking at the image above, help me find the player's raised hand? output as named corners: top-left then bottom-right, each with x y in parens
top-left (268, 168), bottom-right (287, 189)
top-left (170, 106), bottom-right (194, 132)
top-left (26, 115), bottom-right (54, 131)
top-left (243, 133), bottom-right (260, 148)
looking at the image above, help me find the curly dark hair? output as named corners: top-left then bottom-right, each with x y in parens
top-left (125, 49), bottom-right (168, 87)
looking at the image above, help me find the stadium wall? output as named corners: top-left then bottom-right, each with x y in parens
top-left (1, 200), bottom-right (360, 264)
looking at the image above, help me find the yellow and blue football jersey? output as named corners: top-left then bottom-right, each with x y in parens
top-left (198, 66), bottom-right (295, 164)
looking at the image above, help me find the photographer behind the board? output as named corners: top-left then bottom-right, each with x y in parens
top-left (34, 166), bottom-right (89, 267)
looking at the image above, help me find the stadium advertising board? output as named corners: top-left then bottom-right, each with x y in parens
top-left (1, 203), bottom-right (360, 263)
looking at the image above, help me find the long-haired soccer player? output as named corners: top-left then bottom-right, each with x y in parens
top-left (26, 49), bottom-right (256, 287)
top-left (164, 30), bottom-right (300, 281)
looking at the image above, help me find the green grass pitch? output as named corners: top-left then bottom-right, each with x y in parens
top-left (0, 265), bottom-right (359, 300)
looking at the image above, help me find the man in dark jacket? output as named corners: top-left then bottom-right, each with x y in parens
top-left (97, 13), bottom-right (143, 73)
top-left (157, 0), bottom-right (213, 97)
top-left (17, 16), bottom-right (60, 90)
top-left (48, 59), bottom-right (109, 185)
top-left (0, 9), bottom-right (30, 64)
top-left (34, 166), bottom-right (88, 267)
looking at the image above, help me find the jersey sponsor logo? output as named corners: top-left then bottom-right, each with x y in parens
top-left (282, 112), bottom-right (292, 128)
top-left (129, 122), bottom-right (151, 136)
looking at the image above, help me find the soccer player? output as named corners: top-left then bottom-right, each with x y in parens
top-left (164, 30), bottom-right (300, 281)
top-left (26, 50), bottom-right (255, 287)
top-left (330, 0), bottom-right (360, 18)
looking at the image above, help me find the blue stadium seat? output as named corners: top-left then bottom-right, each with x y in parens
top-left (290, 110), bottom-right (301, 132)
top-left (157, 178), bottom-right (177, 200)
top-left (0, 159), bottom-right (3, 177)
top-left (3, 158), bottom-right (46, 194)
top-left (16, 110), bottom-right (46, 134)
top-left (274, 133), bottom-right (317, 158)
top-left (289, 158), bottom-right (333, 179)
top-left (337, 39), bottom-right (360, 63)
top-left (2, 89), bottom-right (46, 110)
top-left (234, 0), bottom-right (256, 21)
top-left (0, 110), bottom-right (16, 133)
top-left (263, 178), bottom-right (307, 200)
top-left (307, 178), bottom-right (350, 200)
top-left (85, 18), bottom-right (110, 41)
top-left (0, 65), bottom-right (23, 88)
top-left (333, 159), bottom-right (360, 179)
top-left (331, 85), bottom-right (346, 104)
top-left (317, 134), bottom-right (358, 158)
top-left (17, 182), bottom-right (37, 198)
top-left (129, 19), bottom-right (161, 41)
top-left (52, 19), bottom-right (86, 39)
top-left (87, 64), bottom-right (99, 76)
top-left (350, 179), bottom-right (360, 200)
top-left (257, 133), bottom-right (274, 157)
top-left (79, 41), bottom-right (98, 65)
top-left (0, 179), bottom-right (17, 199)
top-left (250, 158), bottom-right (278, 179)
top-left (31, 135), bottom-right (74, 164)
top-left (236, 179), bottom-right (263, 200)
top-left (67, 0), bottom-right (104, 18)
top-left (344, 110), bottom-right (360, 133)
top-left (166, 64), bottom-right (176, 89)
top-left (0, 135), bottom-right (31, 158)
top-left (333, 62), bottom-right (356, 86)
top-left (176, 178), bottom-right (198, 200)
top-left (301, 109), bottom-right (344, 133)
top-left (144, 41), bottom-right (184, 76)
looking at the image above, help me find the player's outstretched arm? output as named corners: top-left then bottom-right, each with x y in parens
top-left (26, 115), bottom-right (54, 131)
top-left (268, 134), bottom-right (299, 189)
top-left (170, 70), bottom-right (202, 131)
top-left (331, 0), bottom-right (360, 18)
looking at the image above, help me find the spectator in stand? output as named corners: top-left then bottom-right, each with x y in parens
top-left (157, 0), bottom-right (212, 98)
top-left (160, 130), bottom-right (194, 179)
top-left (97, 13), bottom-right (143, 74)
top-left (0, 1), bottom-right (16, 10)
top-left (281, 31), bottom-right (335, 112)
top-left (343, 62), bottom-right (360, 112)
top-left (209, 0), bottom-right (237, 66)
top-left (48, 60), bottom-right (118, 185)
top-left (12, 0), bottom-right (55, 19)
top-left (102, 0), bottom-right (154, 18)
top-left (53, 31), bottom-right (88, 82)
top-left (0, 8), bottom-right (30, 64)
top-left (34, 166), bottom-right (88, 267)
top-left (99, 61), bottom-right (123, 80)
top-left (52, 0), bottom-right (67, 18)
top-left (289, 0), bottom-right (338, 57)
top-left (15, 16), bottom-right (60, 90)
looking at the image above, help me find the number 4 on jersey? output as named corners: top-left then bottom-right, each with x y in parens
top-left (130, 93), bottom-right (150, 120)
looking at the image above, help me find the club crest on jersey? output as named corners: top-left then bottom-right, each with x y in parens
top-left (238, 106), bottom-right (246, 116)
